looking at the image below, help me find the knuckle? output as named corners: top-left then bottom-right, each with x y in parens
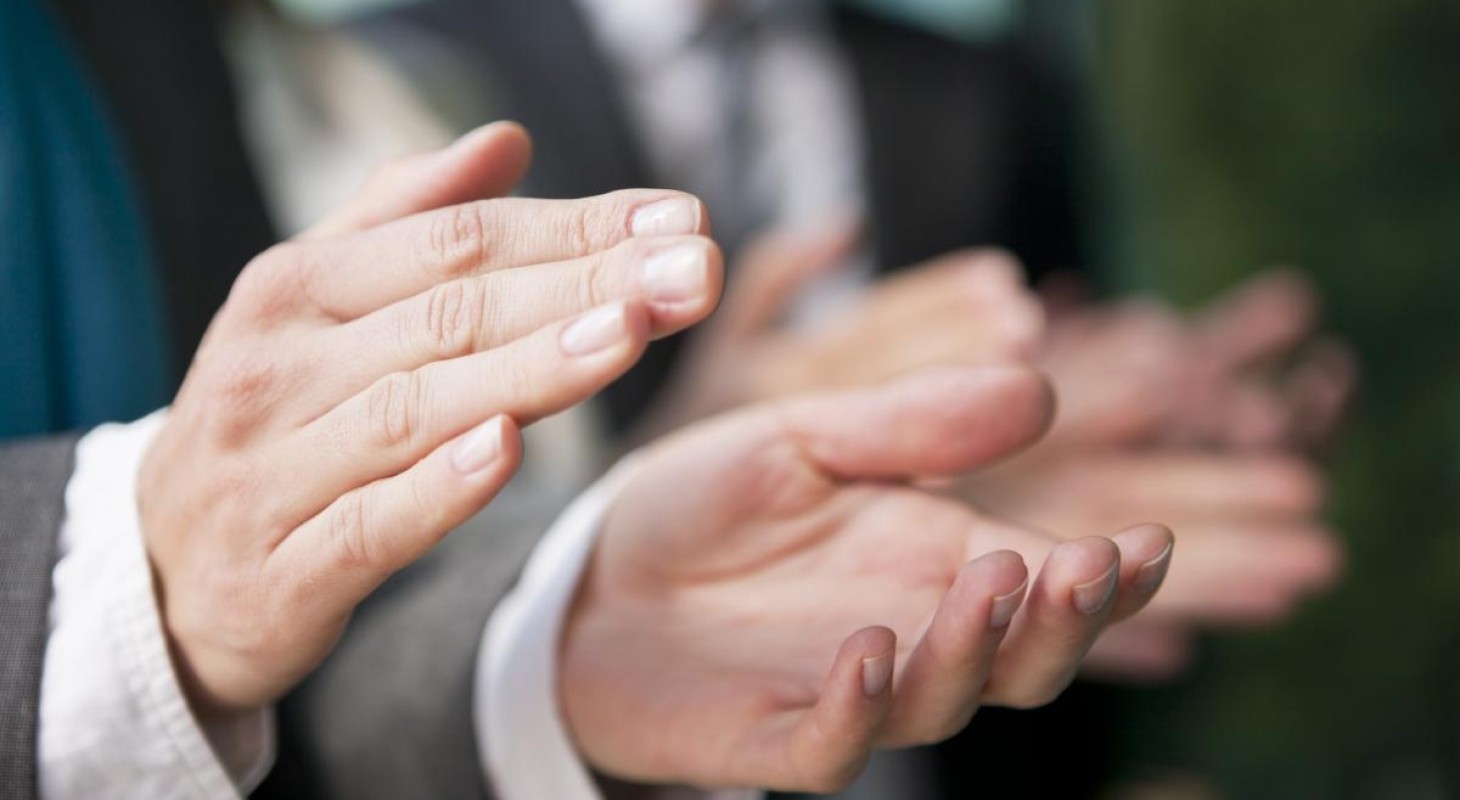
top-left (205, 350), bottom-right (283, 416)
top-left (230, 243), bottom-right (307, 320)
top-left (421, 280), bottom-right (482, 359)
top-left (365, 371), bottom-right (424, 449)
top-left (566, 197), bottom-right (617, 255)
top-left (328, 491), bottom-right (376, 571)
top-left (427, 203), bottom-right (492, 277)
top-left (576, 248), bottom-right (623, 310)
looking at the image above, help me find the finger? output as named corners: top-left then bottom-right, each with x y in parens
top-left (1216, 381), bottom-right (1294, 449)
top-left (277, 301), bottom-right (651, 523)
top-left (302, 121), bottom-right (535, 240)
top-left (878, 550), bottom-right (1028, 747)
top-left (1084, 452), bottom-right (1323, 517)
top-left (982, 537), bottom-right (1121, 708)
top-left (275, 414), bottom-right (523, 617)
top-left (1196, 269), bottom-right (1318, 371)
top-left (1149, 521), bottom-right (1343, 625)
top-left (715, 219), bottom-right (861, 340)
top-left (298, 236), bottom-right (722, 415)
top-left (1106, 524), bottom-right (1176, 622)
top-left (859, 250), bottom-right (1043, 358)
top-left (781, 366), bottom-right (1056, 482)
top-left (291, 188), bottom-right (707, 319)
top-left (766, 626), bottom-right (896, 794)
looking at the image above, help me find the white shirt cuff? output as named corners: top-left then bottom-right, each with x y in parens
top-left (477, 457), bottom-right (761, 800)
top-left (38, 412), bottom-right (275, 799)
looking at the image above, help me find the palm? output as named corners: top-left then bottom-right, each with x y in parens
top-left (562, 369), bottom-right (1173, 791)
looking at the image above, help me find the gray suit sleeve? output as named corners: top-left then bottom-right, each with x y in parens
top-left (0, 435), bottom-right (80, 799)
top-left (259, 480), bottom-right (579, 800)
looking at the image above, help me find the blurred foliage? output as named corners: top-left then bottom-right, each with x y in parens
top-left (1090, 1), bottom-right (1460, 798)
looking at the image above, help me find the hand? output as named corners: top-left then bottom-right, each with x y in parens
top-left (962, 274), bottom-right (1355, 679)
top-left (138, 123), bottom-right (725, 717)
top-left (1177, 270), bottom-right (1356, 452)
top-left (967, 448), bottom-right (1342, 679)
top-left (562, 367), bottom-right (1174, 792)
top-left (638, 225), bottom-right (1044, 438)
top-left (1038, 271), bottom-right (1356, 451)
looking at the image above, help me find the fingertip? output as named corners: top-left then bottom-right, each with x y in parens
top-left (848, 627), bottom-right (897, 698)
top-left (898, 364), bottom-right (1056, 462)
top-left (1112, 524), bottom-right (1175, 601)
top-left (621, 299), bottom-right (654, 345)
top-left (966, 549), bottom-right (1030, 597)
top-left (841, 625), bottom-right (897, 665)
top-left (964, 550), bottom-right (1029, 629)
top-left (1111, 523), bottom-right (1175, 567)
top-left (1044, 537), bottom-right (1121, 616)
top-left (495, 414), bottom-right (525, 470)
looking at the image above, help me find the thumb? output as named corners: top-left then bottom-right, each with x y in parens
top-left (302, 121), bottom-right (534, 239)
top-left (780, 365), bottom-right (1056, 481)
top-left (712, 219), bottom-right (862, 341)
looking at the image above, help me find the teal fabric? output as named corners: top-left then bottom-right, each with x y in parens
top-left (0, 0), bottom-right (170, 437)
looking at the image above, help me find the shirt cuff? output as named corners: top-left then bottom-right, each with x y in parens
top-left (39, 412), bottom-right (275, 799)
top-left (476, 457), bottom-right (761, 800)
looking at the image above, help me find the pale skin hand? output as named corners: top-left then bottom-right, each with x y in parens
top-left (137, 123), bottom-right (726, 718)
top-left (963, 277), bottom-right (1355, 678)
top-left (967, 448), bottom-right (1343, 679)
top-left (563, 368), bottom-right (1176, 792)
top-left (636, 224), bottom-right (1044, 439)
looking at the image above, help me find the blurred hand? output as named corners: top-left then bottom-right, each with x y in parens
top-left (638, 225), bottom-right (1043, 438)
top-left (967, 448), bottom-right (1342, 679)
top-left (563, 368), bottom-right (1174, 791)
top-left (963, 272), bottom-right (1356, 679)
top-left (138, 123), bottom-right (725, 717)
top-left (1038, 271), bottom-right (1356, 452)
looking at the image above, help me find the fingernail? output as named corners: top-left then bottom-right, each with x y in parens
top-left (631, 197), bottom-right (700, 237)
top-left (1072, 564), bottom-right (1120, 615)
top-left (560, 304), bottom-right (629, 356)
top-left (990, 580), bottom-right (1027, 629)
top-left (451, 417), bottom-right (504, 474)
top-left (861, 653), bottom-right (893, 697)
top-left (1134, 542), bottom-right (1174, 595)
top-left (642, 243), bottom-right (707, 305)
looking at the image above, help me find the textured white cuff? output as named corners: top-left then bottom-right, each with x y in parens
top-left (39, 412), bottom-right (275, 799)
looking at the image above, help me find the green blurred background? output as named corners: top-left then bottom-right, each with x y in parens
top-left (1089, 2), bottom-right (1460, 797)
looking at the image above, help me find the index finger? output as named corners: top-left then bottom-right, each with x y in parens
top-left (294, 189), bottom-right (708, 320)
